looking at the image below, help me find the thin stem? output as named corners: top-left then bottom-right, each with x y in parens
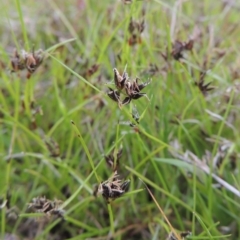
top-left (108, 203), bottom-right (115, 236)
top-left (71, 121), bottom-right (100, 183)
top-left (15, 0), bottom-right (29, 48)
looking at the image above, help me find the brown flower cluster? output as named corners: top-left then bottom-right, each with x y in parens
top-left (94, 147), bottom-right (130, 203)
top-left (171, 39), bottom-right (194, 60)
top-left (128, 18), bottom-right (145, 46)
top-left (167, 231), bottom-right (191, 240)
top-left (105, 148), bottom-right (123, 171)
top-left (11, 48), bottom-right (44, 78)
top-left (195, 71), bottom-right (214, 96)
top-left (28, 196), bottom-right (64, 219)
top-left (122, 0), bottom-right (132, 4)
top-left (94, 171), bottom-right (130, 203)
top-left (108, 68), bottom-right (151, 107)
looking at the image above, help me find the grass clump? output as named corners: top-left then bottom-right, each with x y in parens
top-left (0, 0), bottom-right (240, 239)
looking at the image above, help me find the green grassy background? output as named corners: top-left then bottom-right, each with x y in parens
top-left (0, 0), bottom-right (240, 239)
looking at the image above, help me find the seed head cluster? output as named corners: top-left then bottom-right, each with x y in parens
top-left (28, 196), bottom-right (65, 219)
top-left (94, 171), bottom-right (130, 203)
top-left (11, 48), bottom-right (44, 78)
top-left (108, 68), bottom-right (151, 107)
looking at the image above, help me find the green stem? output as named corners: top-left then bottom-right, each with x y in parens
top-left (15, 0), bottom-right (29, 48)
top-left (71, 121), bottom-right (100, 183)
top-left (113, 123), bottom-right (120, 169)
top-left (108, 203), bottom-right (114, 236)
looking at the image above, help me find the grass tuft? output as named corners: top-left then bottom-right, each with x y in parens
top-left (0, 0), bottom-right (240, 239)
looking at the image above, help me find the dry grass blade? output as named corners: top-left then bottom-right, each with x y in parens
top-left (170, 149), bottom-right (240, 198)
top-left (139, 179), bottom-right (181, 240)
